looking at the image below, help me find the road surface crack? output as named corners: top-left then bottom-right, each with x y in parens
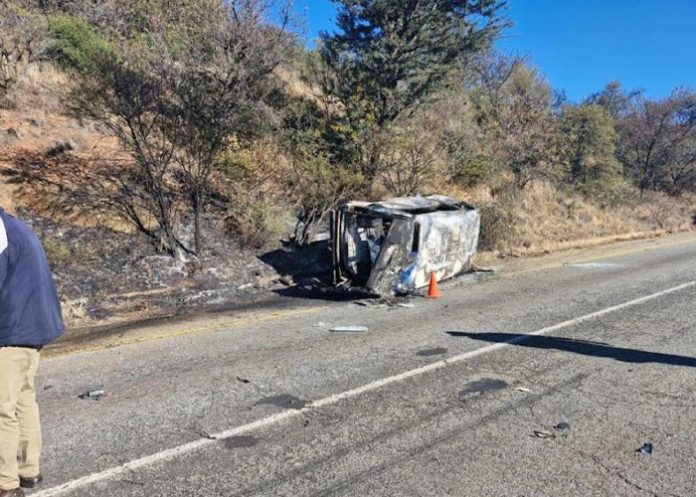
top-left (585, 453), bottom-right (683, 497)
top-left (616, 472), bottom-right (659, 497)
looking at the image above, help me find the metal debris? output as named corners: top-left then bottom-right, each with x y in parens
top-left (516, 387), bottom-right (532, 393)
top-left (553, 422), bottom-right (571, 432)
top-left (78, 389), bottom-right (104, 400)
top-left (637, 443), bottom-right (653, 455)
top-left (331, 195), bottom-right (480, 296)
top-left (236, 376), bottom-right (251, 384)
top-left (354, 300), bottom-right (387, 309)
top-left (533, 430), bottom-right (555, 439)
top-left (330, 325), bottom-right (369, 333)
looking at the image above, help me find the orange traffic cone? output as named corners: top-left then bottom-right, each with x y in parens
top-left (426, 272), bottom-right (442, 298)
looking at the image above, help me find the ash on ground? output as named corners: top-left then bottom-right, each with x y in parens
top-left (22, 209), bottom-right (328, 326)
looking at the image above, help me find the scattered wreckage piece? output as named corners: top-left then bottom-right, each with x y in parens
top-left (331, 195), bottom-right (481, 296)
top-left (330, 325), bottom-right (369, 333)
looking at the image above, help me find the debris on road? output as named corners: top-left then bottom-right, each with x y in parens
top-left (330, 325), bottom-right (369, 333)
top-left (637, 443), bottom-right (654, 455)
top-left (532, 422), bottom-right (571, 439)
top-left (236, 376), bottom-right (251, 384)
top-left (515, 387), bottom-right (533, 393)
top-left (553, 421), bottom-right (571, 433)
top-left (198, 429), bottom-right (217, 440)
top-left (331, 195), bottom-right (480, 296)
top-left (533, 430), bottom-right (555, 439)
top-left (354, 300), bottom-right (387, 308)
top-left (353, 298), bottom-right (416, 309)
top-left (78, 389), bottom-right (105, 400)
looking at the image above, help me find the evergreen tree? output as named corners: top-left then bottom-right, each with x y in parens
top-left (560, 104), bottom-right (622, 192)
top-left (320, 0), bottom-right (508, 180)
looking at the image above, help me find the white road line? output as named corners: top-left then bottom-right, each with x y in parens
top-left (34, 281), bottom-right (696, 497)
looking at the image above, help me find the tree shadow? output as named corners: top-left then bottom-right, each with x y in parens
top-left (273, 284), bottom-right (374, 302)
top-left (446, 332), bottom-right (696, 368)
top-left (259, 240), bottom-right (332, 281)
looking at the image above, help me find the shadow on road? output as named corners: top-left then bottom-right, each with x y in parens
top-left (273, 285), bottom-right (373, 302)
top-left (447, 331), bottom-right (696, 368)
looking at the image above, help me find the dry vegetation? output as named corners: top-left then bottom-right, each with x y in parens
top-left (456, 182), bottom-right (694, 260)
top-left (1, 63), bottom-right (694, 261)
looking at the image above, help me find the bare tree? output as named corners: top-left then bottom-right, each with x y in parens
top-left (77, 51), bottom-right (187, 257)
top-left (619, 88), bottom-right (696, 195)
top-left (168, 0), bottom-right (292, 255)
top-left (75, 0), bottom-right (292, 260)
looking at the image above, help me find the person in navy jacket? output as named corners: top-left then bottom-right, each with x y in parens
top-left (0, 205), bottom-right (64, 497)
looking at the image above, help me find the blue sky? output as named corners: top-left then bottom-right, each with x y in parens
top-left (295, 0), bottom-right (696, 101)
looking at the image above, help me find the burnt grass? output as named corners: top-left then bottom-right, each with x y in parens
top-left (22, 209), bottom-right (330, 325)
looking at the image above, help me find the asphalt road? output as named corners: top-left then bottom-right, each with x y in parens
top-left (29, 235), bottom-right (696, 496)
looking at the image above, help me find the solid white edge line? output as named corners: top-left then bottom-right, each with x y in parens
top-left (33, 280), bottom-right (696, 497)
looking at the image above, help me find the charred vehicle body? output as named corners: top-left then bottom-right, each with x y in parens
top-left (330, 195), bottom-right (481, 296)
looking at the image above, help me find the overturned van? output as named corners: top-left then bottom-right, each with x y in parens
top-left (330, 195), bottom-right (481, 296)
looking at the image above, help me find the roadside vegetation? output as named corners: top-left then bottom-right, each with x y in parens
top-left (1, 0), bottom-right (695, 310)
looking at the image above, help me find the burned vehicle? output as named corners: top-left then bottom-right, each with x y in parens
top-left (330, 195), bottom-right (480, 296)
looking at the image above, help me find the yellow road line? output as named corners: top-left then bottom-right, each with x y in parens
top-left (45, 306), bottom-right (326, 360)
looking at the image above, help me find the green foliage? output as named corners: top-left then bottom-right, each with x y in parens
top-left (585, 81), bottom-right (639, 119)
top-left (320, 0), bottom-right (509, 183)
top-left (48, 14), bottom-right (115, 73)
top-left (442, 101), bottom-right (496, 187)
top-left (279, 91), bottom-right (368, 244)
top-left (470, 59), bottom-right (558, 189)
top-left (225, 201), bottom-right (284, 249)
top-left (42, 239), bottom-right (71, 265)
top-left (559, 104), bottom-right (622, 195)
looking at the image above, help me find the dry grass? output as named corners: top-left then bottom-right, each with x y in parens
top-left (444, 180), bottom-right (695, 259)
top-left (1, 63), bottom-right (126, 227)
top-left (0, 180), bottom-right (16, 214)
top-left (274, 65), bottom-right (320, 102)
top-left (1, 64), bottom-right (119, 156)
